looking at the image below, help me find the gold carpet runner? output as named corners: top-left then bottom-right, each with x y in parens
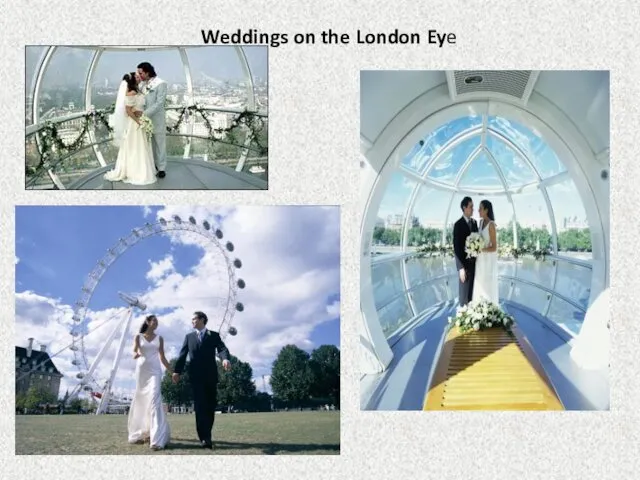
top-left (424, 326), bottom-right (564, 410)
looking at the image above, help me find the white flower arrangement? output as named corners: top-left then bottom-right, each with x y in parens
top-left (447, 299), bottom-right (515, 334)
top-left (465, 232), bottom-right (485, 259)
top-left (139, 115), bottom-right (154, 139)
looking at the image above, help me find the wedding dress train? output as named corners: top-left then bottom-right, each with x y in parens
top-left (472, 219), bottom-right (499, 304)
top-left (104, 93), bottom-right (157, 185)
top-left (127, 335), bottom-right (170, 449)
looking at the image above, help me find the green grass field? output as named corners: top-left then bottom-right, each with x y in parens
top-left (16, 411), bottom-right (340, 455)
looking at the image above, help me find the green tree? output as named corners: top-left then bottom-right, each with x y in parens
top-left (24, 385), bottom-right (56, 411)
top-left (309, 345), bottom-right (340, 408)
top-left (16, 393), bottom-right (27, 412)
top-left (216, 355), bottom-right (257, 409)
top-left (270, 345), bottom-right (313, 407)
top-left (161, 358), bottom-right (193, 407)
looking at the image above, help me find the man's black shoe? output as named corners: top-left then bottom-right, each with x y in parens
top-left (157, 171), bottom-right (166, 178)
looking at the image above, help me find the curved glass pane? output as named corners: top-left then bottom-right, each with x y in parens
top-left (515, 256), bottom-right (555, 287)
top-left (487, 115), bottom-right (566, 178)
top-left (90, 50), bottom-right (184, 108)
top-left (511, 281), bottom-right (549, 315)
top-left (51, 148), bottom-right (102, 188)
top-left (486, 135), bottom-right (538, 187)
top-left (510, 189), bottom-right (553, 249)
top-left (498, 278), bottom-right (511, 300)
top-left (546, 179), bottom-right (591, 257)
top-left (371, 258), bottom-right (406, 310)
top-left (410, 187), bottom-right (451, 246)
top-left (26, 46), bottom-right (48, 126)
top-left (409, 277), bottom-right (451, 313)
top-left (406, 256), bottom-right (448, 288)
top-left (241, 46), bottom-right (268, 113)
top-left (185, 47), bottom-right (247, 108)
top-left (377, 294), bottom-right (413, 338)
top-left (458, 150), bottom-right (504, 190)
top-left (36, 47), bottom-right (94, 120)
top-left (554, 259), bottom-right (591, 310)
top-left (546, 295), bottom-right (585, 336)
top-left (402, 115), bottom-right (482, 173)
top-left (427, 135), bottom-right (481, 184)
top-left (372, 172), bottom-right (417, 253)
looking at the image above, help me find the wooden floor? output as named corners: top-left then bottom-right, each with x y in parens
top-left (424, 326), bottom-right (564, 410)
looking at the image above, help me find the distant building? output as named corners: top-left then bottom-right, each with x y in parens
top-left (15, 338), bottom-right (63, 400)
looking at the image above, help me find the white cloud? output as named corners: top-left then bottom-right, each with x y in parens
top-left (15, 206), bottom-right (340, 400)
top-left (141, 206), bottom-right (153, 218)
top-left (146, 254), bottom-right (175, 282)
top-left (15, 256), bottom-right (19, 265)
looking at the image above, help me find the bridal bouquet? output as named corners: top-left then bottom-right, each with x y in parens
top-left (139, 115), bottom-right (154, 139)
top-left (448, 299), bottom-right (515, 334)
top-left (465, 232), bottom-right (485, 258)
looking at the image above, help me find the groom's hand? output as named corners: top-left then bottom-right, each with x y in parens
top-left (222, 359), bottom-right (231, 371)
top-left (459, 268), bottom-right (466, 283)
top-left (172, 373), bottom-right (180, 384)
top-left (134, 111), bottom-right (142, 118)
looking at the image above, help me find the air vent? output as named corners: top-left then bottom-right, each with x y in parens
top-left (447, 70), bottom-right (538, 103)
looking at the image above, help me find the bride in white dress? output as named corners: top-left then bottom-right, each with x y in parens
top-left (472, 200), bottom-right (500, 304)
top-left (104, 72), bottom-right (157, 185)
top-left (128, 314), bottom-right (172, 450)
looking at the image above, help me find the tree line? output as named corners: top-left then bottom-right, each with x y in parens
top-left (373, 221), bottom-right (592, 252)
top-left (161, 344), bottom-right (340, 411)
top-left (16, 343), bottom-right (340, 414)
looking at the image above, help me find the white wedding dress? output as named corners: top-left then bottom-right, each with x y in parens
top-left (104, 93), bottom-right (157, 185)
top-left (472, 219), bottom-right (499, 304)
top-left (127, 335), bottom-right (170, 449)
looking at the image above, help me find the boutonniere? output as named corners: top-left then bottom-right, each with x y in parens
top-left (207, 331), bottom-right (212, 337)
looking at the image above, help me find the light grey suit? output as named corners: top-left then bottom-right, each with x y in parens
top-left (142, 77), bottom-right (167, 172)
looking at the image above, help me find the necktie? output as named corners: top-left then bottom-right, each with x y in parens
top-left (468, 218), bottom-right (473, 230)
top-left (198, 330), bottom-right (204, 343)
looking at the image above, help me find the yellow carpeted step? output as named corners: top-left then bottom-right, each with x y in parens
top-left (423, 325), bottom-right (564, 410)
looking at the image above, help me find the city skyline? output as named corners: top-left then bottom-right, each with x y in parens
top-left (15, 206), bottom-right (339, 398)
top-left (26, 46), bottom-right (268, 88)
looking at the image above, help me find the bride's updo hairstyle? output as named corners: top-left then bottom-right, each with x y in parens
top-left (139, 314), bottom-right (157, 334)
top-left (480, 200), bottom-right (495, 221)
top-left (122, 72), bottom-right (139, 93)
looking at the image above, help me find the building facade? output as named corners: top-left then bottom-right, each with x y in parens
top-left (15, 338), bottom-right (63, 400)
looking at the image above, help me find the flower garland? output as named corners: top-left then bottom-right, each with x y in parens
top-left (166, 105), bottom-right (267, 155)
top-left (498, 244), bottom-right (551, 261)
top-left (415, 241), bottom-right (550, 261)
top-left (27, 104), bottom-right (268, 179)
top-left (27, 107), bottom-right (113, 177)
top-left (448, 299), bottom-right (515, 334)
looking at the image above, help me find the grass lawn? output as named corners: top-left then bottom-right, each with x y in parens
top-left (16, 411), bottom-right (340, 455)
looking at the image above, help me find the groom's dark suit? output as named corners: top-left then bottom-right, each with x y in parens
top-left (453, 216), bottom-right (478, 306)
top-left (174, 328), bottom-right (230, 445)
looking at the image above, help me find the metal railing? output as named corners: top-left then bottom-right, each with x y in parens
top-left (372, 251), bottom-right (590, 341)
top-left (25, 106), bottom-right (268, 189)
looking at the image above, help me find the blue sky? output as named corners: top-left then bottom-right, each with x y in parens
top-left (377, 116), bottom-right (589, 229)
top-left (15, 205), bottom-right (339, 398)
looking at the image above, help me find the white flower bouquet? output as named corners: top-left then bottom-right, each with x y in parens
top-left (447, 299), bottom-right (515, 334)
top-left (465, 232), bottom-right (485, 259)
top-left (139, 115), bottom-right (154, 139)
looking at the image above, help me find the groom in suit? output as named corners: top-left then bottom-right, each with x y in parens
top-left (136, 62), bottom-right (168, 178)
top-left (453, 196), bottom-right (478, 306)
top-left (173, 311), bottom-right (232, 449)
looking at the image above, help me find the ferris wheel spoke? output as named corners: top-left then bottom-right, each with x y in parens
top-left (68, 216), bottom-right (245, 413)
